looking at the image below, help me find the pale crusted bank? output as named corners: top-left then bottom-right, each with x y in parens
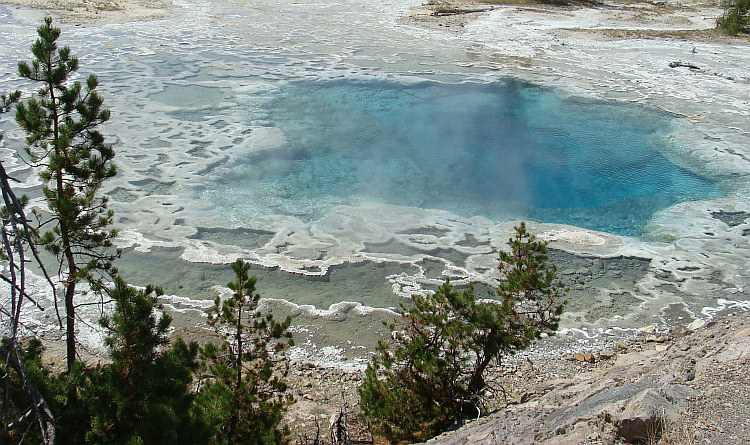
top-left (0, 0), bottom-right (173, 25)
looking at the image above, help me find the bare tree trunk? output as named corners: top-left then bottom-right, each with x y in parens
top-left (64, 281), bottom-right (76, 371)
top-left (0, 345), bottom-right (56, 445)
top-left (228, 301), bottom-right (243, 443)
top-left (0, 161), bottom-right (57, 444)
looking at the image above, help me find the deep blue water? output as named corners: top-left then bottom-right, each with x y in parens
top-left (204, 79), bottom-right (720, 236)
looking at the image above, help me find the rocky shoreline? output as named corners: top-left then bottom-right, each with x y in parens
top-left (421, 309), bottom-right (750, 444)
top-left (282, 309), bottom-right (750, 444)
top-left (36, 288), bottom-right (749, 443)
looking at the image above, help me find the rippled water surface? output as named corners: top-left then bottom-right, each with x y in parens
top-left (200, 79), bottom-right (719, 236)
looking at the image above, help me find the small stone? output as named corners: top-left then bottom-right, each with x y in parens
top-left (641, 325), bottom-right (658, 335)
top-left (613, 341), bottom-right (629, 352)
top-left (583, 352), bottom-right (596, 363)
top-left (520, 359), bottom-right (534, 372)
top-left (654, 335), bottom-right (668, 343)
top-left (685, 370), bottom-right (696, 381)
top-left (302, 394), bottom-right (314, 400)
top-left (574, 352), bottom-right (586, 362)
top-left (687, 318), bottom-right (706, 331)
top-left (671, 325), bottom-right (688, 339)
top-left (599, 350), bottom-right (615, 360)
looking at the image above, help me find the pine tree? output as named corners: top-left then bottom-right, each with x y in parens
top-left (86, 276), bottom-right (204, 444)
top-left (359, 223), bottom-right (566, 442)
top-left (718, 0), bottom-right (749, 34)
top-left (15, 17), bottom-right (119, 371)
top-left (195, 259), bottom-right (294, 445)
top-left (358, 280), bottom-right (479, 442)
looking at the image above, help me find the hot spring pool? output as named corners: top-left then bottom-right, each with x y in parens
top-left (2, 1), bottom-right (747, 364)
top-left (198, 79), bottom-right (720, 236)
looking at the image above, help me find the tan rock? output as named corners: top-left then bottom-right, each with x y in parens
top-left (599, 350), bottom-right (615, 360)
top-left (687, 318), bottom-right (707, 331)
top-left (613, 341), bottom-right (629, 352)
top-left (670, 325), bottom-right (688, 339)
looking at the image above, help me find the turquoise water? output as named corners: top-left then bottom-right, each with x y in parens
top-left (202, 79), bottom-right (720, 236)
